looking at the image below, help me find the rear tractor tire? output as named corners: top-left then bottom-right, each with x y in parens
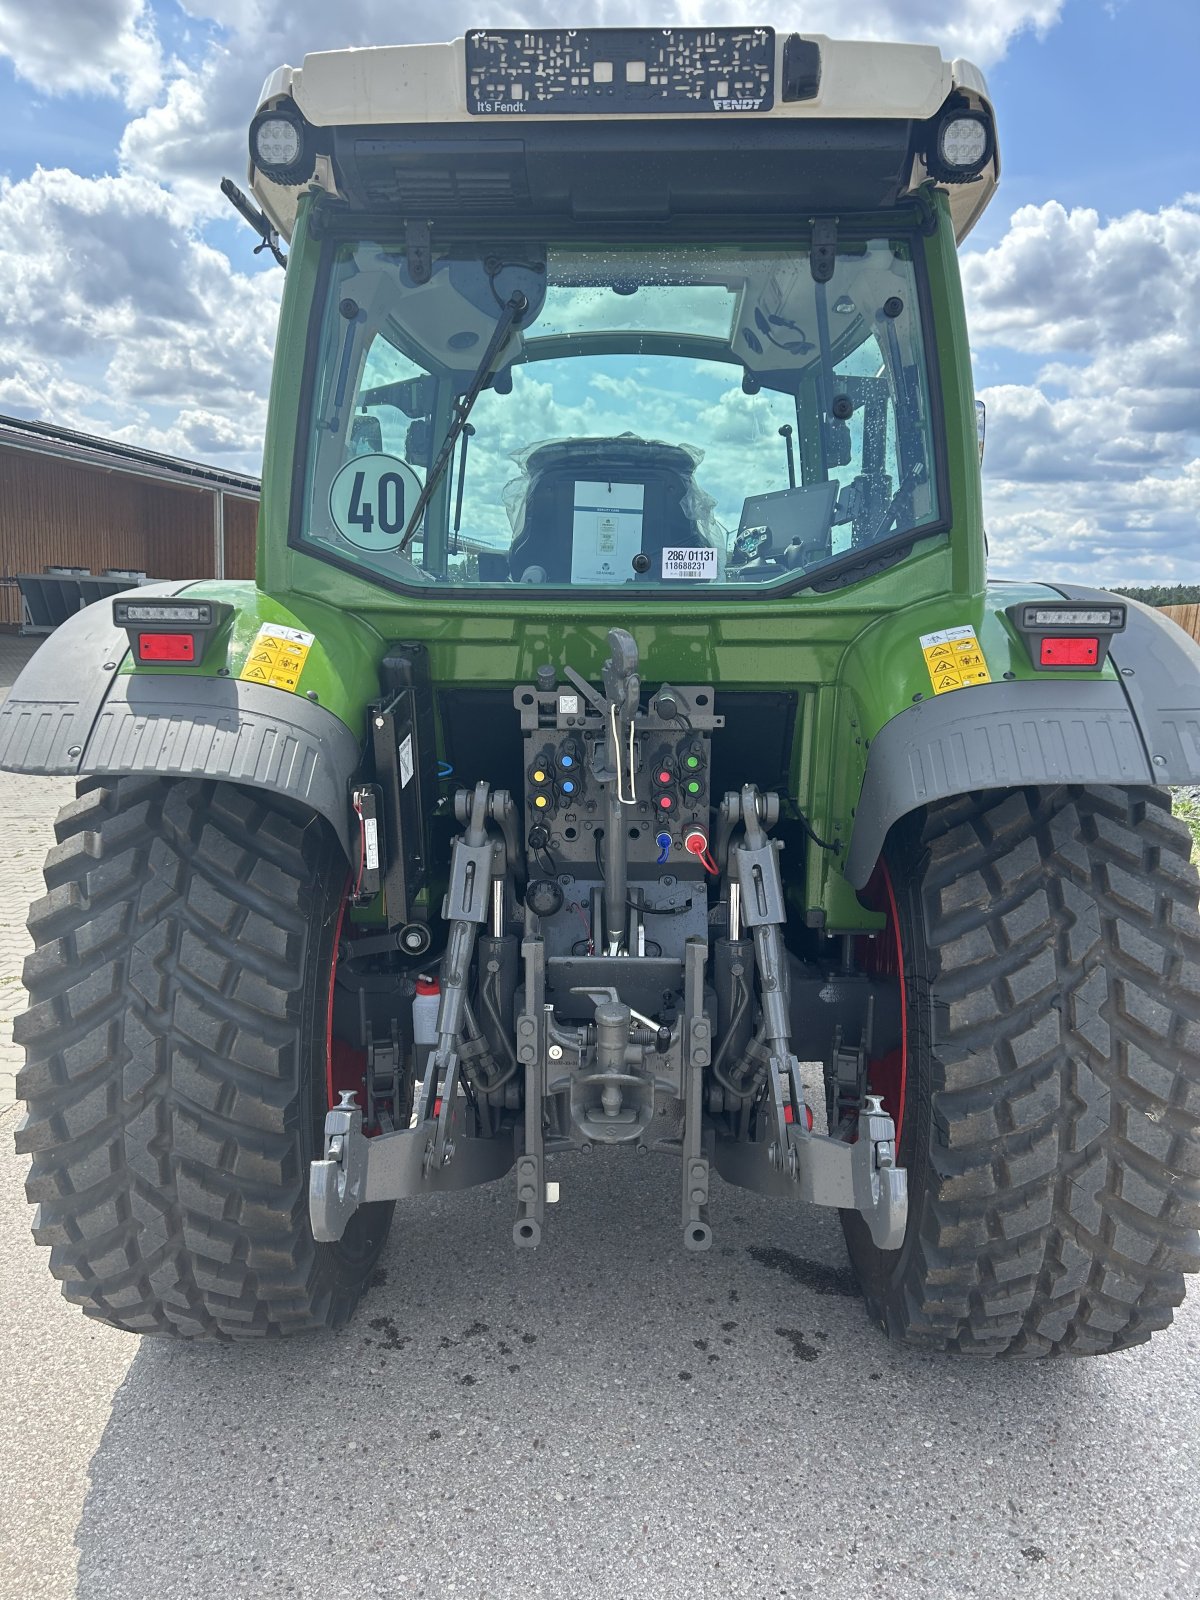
top-left (14, 777), bottom-right (393, 1338)
top-left (844, 785), bottom-right (1200, 1356)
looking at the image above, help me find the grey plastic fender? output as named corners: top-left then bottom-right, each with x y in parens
top-left (0, 589), bottom-right (360, 859)
top-left (845, 587), bottom-right (1200, 889)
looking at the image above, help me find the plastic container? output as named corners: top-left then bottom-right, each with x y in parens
top-left (412, 975), bottom-right (441, 1046)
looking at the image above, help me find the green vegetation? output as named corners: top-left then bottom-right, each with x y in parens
top-left (1114, 584), bottom-right (1200, 607)
top-left (1174, 793), bottom-right (1200, 862)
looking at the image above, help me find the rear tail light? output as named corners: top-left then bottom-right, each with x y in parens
top-left (137, 633), bottom-right (196, 662)
top-left (1006, 599), bottom-right (1125, 672)
top-left (1040, 636), bottom-right (1099, 667)
top-left (114, 596), bottom-right (230, 667)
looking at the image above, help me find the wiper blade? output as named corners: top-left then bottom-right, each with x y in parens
top-left (398, 290), bottom-right (528, 554)
top-left (219, 178), bottom-right (286, 269)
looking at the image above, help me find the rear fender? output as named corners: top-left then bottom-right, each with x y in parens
top-left (0, 582), bottom-right (382, 861)
top-left (843, 586), bottom-right (1200, 888)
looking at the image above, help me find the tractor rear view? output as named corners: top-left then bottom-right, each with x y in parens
top-left (3, 27), bottom-right (1199, 1354)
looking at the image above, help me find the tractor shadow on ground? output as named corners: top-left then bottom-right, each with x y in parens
top-left (73, 1150), bottom-right (1175, 1599)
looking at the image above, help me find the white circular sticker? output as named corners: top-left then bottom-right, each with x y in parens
top-left (328, 453), bottom-right (423, 551)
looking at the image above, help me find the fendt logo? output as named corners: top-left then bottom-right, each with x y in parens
top-left (712, 97), bottom-right (764, 110)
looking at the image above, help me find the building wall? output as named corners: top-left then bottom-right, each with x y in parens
top-left (0, 442), bottom-right (258, 625)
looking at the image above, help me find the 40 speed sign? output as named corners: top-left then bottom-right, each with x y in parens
top-left (329, 453), bottom-right (423, 551)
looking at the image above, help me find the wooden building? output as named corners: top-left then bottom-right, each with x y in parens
top-left (0, 414), bottom-right (260, 628)
top-left (1162, 604), bottom-right (1200, 644)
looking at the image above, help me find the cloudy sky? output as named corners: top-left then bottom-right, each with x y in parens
top-left (0, 0), bottom-right (1196, 584)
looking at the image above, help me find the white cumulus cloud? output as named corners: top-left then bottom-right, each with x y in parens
top-left (0, 166), bottom-right (281, 467)
top-left (963, 196), bottom-right (1200, 583)
top-left (0, 0), bottom-right (163, 108)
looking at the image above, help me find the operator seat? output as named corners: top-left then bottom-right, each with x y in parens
top-left (507, 436), bottom-right (713, 584)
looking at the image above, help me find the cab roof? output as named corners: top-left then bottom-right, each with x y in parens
top-left (249, 29), bottom-right (998, 245)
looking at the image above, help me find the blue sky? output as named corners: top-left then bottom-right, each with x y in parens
top-left (982, 0), bottom-right (1199, 231)
top-left (0, 0), bottom-right (1196, 585)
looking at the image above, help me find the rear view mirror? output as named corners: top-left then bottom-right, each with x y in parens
top-left (350, 416), bottom-right (383, 456)
top-left (361, 374), bottom-right (436, 418)
top-left (826, 419), bottom-right (853, 468)
top-left (976, 398), bottom-right (986, 466)
top-left (405, 419), bottom-right (432, 465)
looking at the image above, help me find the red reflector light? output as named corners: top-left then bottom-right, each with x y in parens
top-left (1040, 636), bottom-right (1099, 667)
top-left (137, 632), bottom-right (196, 662)
top-left (433, 1097), bottom-right (443, 1118)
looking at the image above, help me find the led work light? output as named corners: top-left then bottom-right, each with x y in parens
top-left (249, 105), bottom-right (312, 186)
top-left (927, 109), bottom-right (993, 183)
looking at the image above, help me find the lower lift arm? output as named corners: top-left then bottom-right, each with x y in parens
top-left (710, 786), bottom-right (907, 1251)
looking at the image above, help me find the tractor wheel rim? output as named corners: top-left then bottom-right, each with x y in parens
top-left (325, 879), bottom-right (356, 1111)
top-left (859, 858), bottom-right (909, 1150)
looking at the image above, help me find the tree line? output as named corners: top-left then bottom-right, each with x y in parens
top-left (1111, 584), bottom-right (1200, 607)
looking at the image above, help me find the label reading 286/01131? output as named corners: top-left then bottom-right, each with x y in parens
top-left (662, 547), bottom-right (718, 580)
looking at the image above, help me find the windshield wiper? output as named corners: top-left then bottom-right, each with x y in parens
top-left (398, 290), bottom-right (528, 554)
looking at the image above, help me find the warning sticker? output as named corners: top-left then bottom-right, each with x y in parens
top-left (919, 625), bottom-right (992, 695)
top-left (398, 733), bottom-right (414, 789)
top-left (239, 622), bottom-right (315, 693)
top-left (662, 546), bottom-right (718, 581)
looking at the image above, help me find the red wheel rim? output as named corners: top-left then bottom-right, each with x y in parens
top-left (325, 881), bottom-right (367, 1111)
top-left (858, 859), bottom-right (908, 1148)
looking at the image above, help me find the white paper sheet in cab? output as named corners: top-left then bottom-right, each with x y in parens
top-left (570, 480), bottom-right (645, 583)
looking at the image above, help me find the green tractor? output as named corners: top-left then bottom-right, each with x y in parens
top-left (5, 27), bottom-right (1199, 1353)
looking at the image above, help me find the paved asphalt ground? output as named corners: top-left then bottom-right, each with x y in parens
top-left (1, 632), bottom-right (1198, 1600)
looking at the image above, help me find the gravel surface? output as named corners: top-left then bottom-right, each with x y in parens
top-left (1, 630), bottom-right (1198, 1599)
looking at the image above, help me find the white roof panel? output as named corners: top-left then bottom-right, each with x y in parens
top-left (250, 31), bottom-right (998, 244)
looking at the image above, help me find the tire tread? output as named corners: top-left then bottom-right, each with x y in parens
top-left (15, 777), bottom-right (382, 1340)
top-left (855, 784), bottom-right (1200, 1356)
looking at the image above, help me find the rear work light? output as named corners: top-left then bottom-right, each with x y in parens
top-left (925, 105), bottom-right (994, 184)
top-left (249, 102), bottom-right (312, 186)
top-left (137, 633), bottom-right (196, 663)
top-left (1006, 599), bottom-right (1126, 672)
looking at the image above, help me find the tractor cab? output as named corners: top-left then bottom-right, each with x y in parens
top-left (246, 29), bottom-right (998, 601)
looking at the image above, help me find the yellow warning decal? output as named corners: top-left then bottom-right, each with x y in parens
top-left (238, 622), bottom-right (315, 693)
top-left (919, 625), bottom-right (992, 695)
